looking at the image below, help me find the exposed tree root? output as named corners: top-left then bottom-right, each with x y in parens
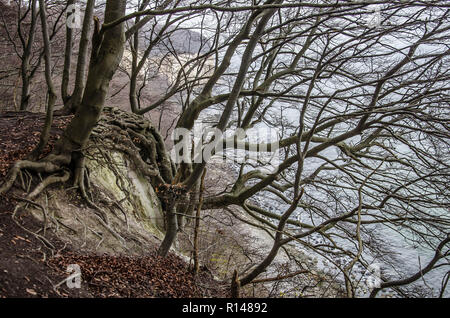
top-left (28, 170), bottom-right (71, 200)
top-left (1, 106), bottom-right (179, 256)
top-left (0, 159), bottom-right (65, 195)
top-left (12, 198), bottom-right (55, 250)
top-left (72, 153), bottom-right (128, 248)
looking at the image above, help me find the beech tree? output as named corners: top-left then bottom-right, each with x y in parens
top-left (1, 0), bottom-right (449, 297)
top-left (60, 0), bottom-right (96, 112)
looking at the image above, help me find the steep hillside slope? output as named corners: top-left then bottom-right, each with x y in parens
top-left (0, 109), bottom-right (226, 298)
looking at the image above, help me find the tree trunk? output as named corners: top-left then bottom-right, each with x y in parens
top-left (29, 0), bottom-right (57, 159)
top-left (193, 168), bottom-right (207, 274)
top-left (19, 0), bottom-right (38, 111)
top-left (19, 72), bottom-right (31, 111)
top-left (61, 0), bottom-right (75, 105)
top-left (68, 0), bottom-right (96, 113)
top-left (157, 204), bottom-right (178, 257)
top-left (128, 0), bottom-right (148, 114)
top-left (231, 269), bottom-right (241, 298)
top-left (30, 0), bottom-right (56, 159)
top-left (55, 0), bottom-right (126, 156)
top-left (129, 69), bottom-right (140, 113)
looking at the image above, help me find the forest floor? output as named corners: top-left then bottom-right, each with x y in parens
top-left (0, 111), bottom-right (228, 298)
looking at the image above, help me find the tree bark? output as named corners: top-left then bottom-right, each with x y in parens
top-left (157, 204), bottom-right (178, 257)
top-left (19, 0), bottom-right (38, 111)
top-left (61, 0), bottom-right (75, 105)
top-left (28, 0), bottom-right (57, 159)
top-left (55, 0), bottom-right (126, 156)
top-left (69, 0), bottom-right (96, 113)
top-left (231, 269), bottom-right (241, 298)
top-left (193, 168), bottom-right (207, 274)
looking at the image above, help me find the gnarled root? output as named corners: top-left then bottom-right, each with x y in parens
top-left (72, 154), bottom-right (127, 248)
top-left (28, 170), bottom-right (71, 200)
top-left (0, 159), bottom-right (65, 195)
top-left (1, 106), bottom-right (172, 252)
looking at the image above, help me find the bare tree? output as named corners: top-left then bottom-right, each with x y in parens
top-left (28, 0), bottom-right (57, 159)
top-left (67, 0), bottom-right (96, 113)
top-left (60, 0), bottom-right (75, 105)
top-left (1, 0), bottom-right (449, 297)
top-left (3, 0), bottom-right (40, 111)
top-left (17, 0), bottom-right (38, 111)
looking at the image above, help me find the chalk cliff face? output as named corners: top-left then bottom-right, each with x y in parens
top-left (87, 149), bottom-right (165, 238)
top-left (28, 146), bottom-right (166, 256)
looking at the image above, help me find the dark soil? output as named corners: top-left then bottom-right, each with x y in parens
top-left (0, 111), bottom-right (228, 298)
top-left (0, 197), bottom-right (91, 298)
top-left (0, 111), bottom-right (73, 178)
